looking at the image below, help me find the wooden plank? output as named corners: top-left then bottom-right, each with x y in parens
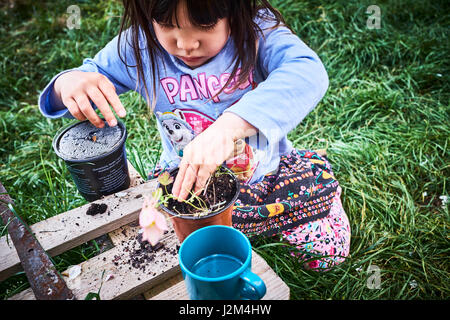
top-left (143, 272), bottom-right (184, 300)
top-left (0, 178), bottom-right (158, 281)
top-left (107, 160), bottom-right (145, 245)
top-left (127, 160), bottom-right (146, 188)
top-left (9, 226), bottom-right (181, 300)
top-left (13, 246), bottom-right (289, 300)
top-left (149, 251), bottom-right (290, 300)
top-left (108, 214), bottom-right (175, 247)
top-left (67, 228), bottom-right (181, 300)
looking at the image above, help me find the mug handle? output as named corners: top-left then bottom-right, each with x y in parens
top-left (239, 268), bottom-right (266, 300)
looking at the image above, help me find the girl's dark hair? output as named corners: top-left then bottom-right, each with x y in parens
top-left (118, 0), bottom-right (286, 111)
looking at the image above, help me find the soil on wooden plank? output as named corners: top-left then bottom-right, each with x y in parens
top-left (112, 231), bottom-right (179, 273)
top-left (86, 203), bottom-right (108, 216)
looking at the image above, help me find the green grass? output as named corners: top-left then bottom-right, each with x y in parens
top-left (0, 0), bottom-right (448, 299)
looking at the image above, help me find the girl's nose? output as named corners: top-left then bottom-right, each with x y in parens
top-left (176, 37), bottom-right (200, 54)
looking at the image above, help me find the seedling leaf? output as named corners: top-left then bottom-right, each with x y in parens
top-left (158, 171), bottom-right (174, 186)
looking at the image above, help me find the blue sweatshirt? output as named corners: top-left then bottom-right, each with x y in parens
top-left (39, 13), bottom-right (329, 184)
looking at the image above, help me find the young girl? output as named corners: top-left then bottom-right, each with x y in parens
top-left (39, 0), bottom-right (350, 270)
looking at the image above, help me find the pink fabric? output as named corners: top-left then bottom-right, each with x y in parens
top-left (281, 186), bottom-right (351, 270)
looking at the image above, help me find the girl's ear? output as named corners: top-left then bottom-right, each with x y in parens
top-left (173, 108), bottom-right (185, 120)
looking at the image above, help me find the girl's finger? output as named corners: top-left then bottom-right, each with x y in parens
top-left (194, 164), bottom-right (216, 195)
top-left (172, 160), bottom-right (188, 198)
top-left (177, 164), bottom-right (198, 201)
top-left (98, 80), bottom-right (126, 118)
top-left (63, 97), bottom-right (86, 121)
top-left (86, 87), bottom-right (117, 127)
top-left (74, 94), bottom-right (104, 128)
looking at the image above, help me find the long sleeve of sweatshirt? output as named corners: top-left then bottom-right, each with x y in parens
top-left (224, 22), bottom-right (329, 151)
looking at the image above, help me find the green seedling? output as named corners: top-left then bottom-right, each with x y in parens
top-left (153, 166), bottom-right (233, 217)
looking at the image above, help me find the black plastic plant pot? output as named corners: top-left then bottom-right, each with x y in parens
top-left (52, 119), bottom-right (130, 202)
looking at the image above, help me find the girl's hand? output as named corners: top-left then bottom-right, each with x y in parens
top-left (172, 112), bottom-right (257, 201)
top-left (171, 125), bottom-right (235, 201)
top-left (53, 71), bottom-right (126, 128)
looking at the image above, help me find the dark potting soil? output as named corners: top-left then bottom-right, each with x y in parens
top-left (56, 120), bottom-right (123, 160)
top-left (86, 203), bottom-right (108, 216)
top-left (113, 231), bottom-right (179, 273)
top-left (162, 168), bottom-right (237, 216)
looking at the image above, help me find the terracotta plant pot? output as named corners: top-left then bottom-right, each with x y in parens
top-left (158, 166), bottom-right (239, 243)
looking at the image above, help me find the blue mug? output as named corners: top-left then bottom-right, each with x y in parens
top-left (178, 225), bottom-right (266, 300)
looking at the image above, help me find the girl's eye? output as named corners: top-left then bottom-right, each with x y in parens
top-left (174, 123), bottom-right (181, 130)
top-left (198, 24), bottom-right (215, 31)
top-left (159, 23), bottom-right (175, 29)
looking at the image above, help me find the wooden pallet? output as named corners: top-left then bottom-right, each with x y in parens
top-left (1, 162), bottom-right (290, 300)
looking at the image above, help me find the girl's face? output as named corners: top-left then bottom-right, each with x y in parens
top-left (152, 2), bottom-right (230, 69)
